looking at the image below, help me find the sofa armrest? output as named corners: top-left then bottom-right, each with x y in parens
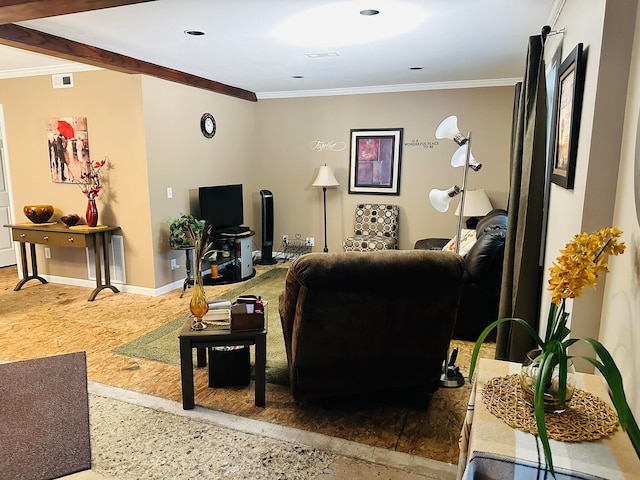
top-left (414, 238), bottom-right (449, 250)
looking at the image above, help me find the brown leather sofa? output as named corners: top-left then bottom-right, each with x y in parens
top-left (278, 250), bottom-right (464, 403)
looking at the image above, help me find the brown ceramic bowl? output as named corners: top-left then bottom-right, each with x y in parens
top-left (23, 205), bottom-right (54, 223)
top-left (60, 213), bottom-right (80, 227)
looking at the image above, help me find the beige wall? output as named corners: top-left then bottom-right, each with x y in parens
top-left (140, 76), bottom-right (258, 289)
top-left (599, 0), bottom-right (640, 420)
top-left (0, 70), bottom-right (153, 286)
top-left (1, 73), bottom-right (514, 290)
top-left (0, 70), bottom-right (259, 291)
top-left (254, 88), bottom-right (513, 252)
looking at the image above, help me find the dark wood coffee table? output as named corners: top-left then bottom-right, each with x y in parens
top-left (178, 319), bottom-right (266, 409)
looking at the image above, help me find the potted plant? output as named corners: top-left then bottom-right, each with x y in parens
top-left (469, 227), bottom-right (639, 477)
top-left (168, 214), bottom-right (204, 249)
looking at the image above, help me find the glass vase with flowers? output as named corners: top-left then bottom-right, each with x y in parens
top-left (469, 227), bottom-right (639, 477)
top-left (187, 222), bottom-right (215, 330)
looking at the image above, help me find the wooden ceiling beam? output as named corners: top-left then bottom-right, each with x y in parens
top-left (0, 23), bottom-right (257, 102)
top-left (0, 0), bottom-right (157, 24)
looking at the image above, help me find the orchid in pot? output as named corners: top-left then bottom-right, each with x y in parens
top-left (469, 227), bottom-right (640, 476)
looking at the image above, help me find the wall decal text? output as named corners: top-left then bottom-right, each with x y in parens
top-left (404, 139), bottom-right (439, 149)
top-left (310, 140), bottom-right (346, 152)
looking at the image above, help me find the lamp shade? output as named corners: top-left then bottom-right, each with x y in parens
top-left (429, 186), bottom-right (461, 212)
top-left (312, 165), bottom-right (339, 187)
top-left (454, 189), bottom-right (493, 217)
top-left (435, 115), bottom-right (468, 146)
top-left (451, 145), bottom-right (482, 171)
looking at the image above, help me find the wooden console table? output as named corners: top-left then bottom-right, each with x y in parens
top-left (458, 358), bottom-right (640, 479)
top-left (4, 223), bottom-right (120, 301)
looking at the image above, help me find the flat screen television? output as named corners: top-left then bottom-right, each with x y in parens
top-left (198, 184), bottom-right (244, 232)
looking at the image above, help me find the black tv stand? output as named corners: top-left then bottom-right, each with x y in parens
top-left (217, 226), bottom-right (251, 235)
top-left (203, 229), bottom-right (255, 285)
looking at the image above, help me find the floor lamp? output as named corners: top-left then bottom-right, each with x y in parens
top-left (312, 165), bottom-right (339, 253)
top-left (431, 115), bottom-right (484, 387)
top-left (430, 115), bottom-right (483, 254)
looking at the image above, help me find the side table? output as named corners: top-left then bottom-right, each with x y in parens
top-left (178, 319), bottom-right (266, 410)
top-left (458, 358), bottom-right (640, 479)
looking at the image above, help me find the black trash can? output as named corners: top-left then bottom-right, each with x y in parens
top-left (208, 346), bottom-right (250, 387)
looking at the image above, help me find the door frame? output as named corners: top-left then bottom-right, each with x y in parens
top-left (0, 104), bottom-right (18, 267)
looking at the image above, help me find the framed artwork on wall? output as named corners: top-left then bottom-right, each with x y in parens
top-left (551, 43), bottom-right (585, 189)
top-left (348, 128), bottom-right (403, 195)
top-left (47, 117), bottom-right (91, 184)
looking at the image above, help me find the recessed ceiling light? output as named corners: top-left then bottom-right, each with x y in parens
top-left (305, 51), bottom-right (341, 58)
top-left (184, 30), bottom-right (205, 36)
top-left (360, 9), bottom-right (380, 16)
top-left (409, 66), bottom-right (423, 71)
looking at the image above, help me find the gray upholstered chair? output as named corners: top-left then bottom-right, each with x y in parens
top-left (343, 203), bottom-right (399, 251)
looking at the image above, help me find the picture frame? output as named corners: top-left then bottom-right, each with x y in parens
top-left (47, 116), bottom-right (91, 184)
top-left (348, 128), bottom-right (403, 195)
top-left (551, 43), bottom-right (585, 189)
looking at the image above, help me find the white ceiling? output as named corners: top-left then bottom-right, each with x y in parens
top-left (0, 0), bottom-right (559, 99)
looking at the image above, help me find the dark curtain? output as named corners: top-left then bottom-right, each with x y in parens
top-left (495, 31), bottom-right (549, 362)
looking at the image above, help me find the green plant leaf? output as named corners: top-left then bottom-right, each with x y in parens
top-left (543, 301), bottom-right (559, 345)
top-left (579, 339), bottom-right (640, 452)
top-left (535, 350), bottom-right (557, 476)
top-left (469, 317), bottom-right (543, 381)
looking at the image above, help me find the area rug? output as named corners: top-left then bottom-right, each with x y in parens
top-left (88, 383), bottom-right (456, 479)
top-left (112, 268), bottom-right (290, 385)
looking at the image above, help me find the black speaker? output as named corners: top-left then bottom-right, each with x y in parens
top-left (257, 189), bottom-right (277, 265)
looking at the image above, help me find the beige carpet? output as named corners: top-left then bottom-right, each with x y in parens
top-left (112, 268), bottom-right (290, 385)
top-left (0, 263), bottom-right (496, 467)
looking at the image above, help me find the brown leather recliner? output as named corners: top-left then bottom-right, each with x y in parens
top-left (414, 208), bottom-right (508, 340)
top-left (278, 250), bottom-right (464, 402)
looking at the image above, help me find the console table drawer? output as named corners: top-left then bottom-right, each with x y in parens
top-left (11, 229), bottom-right (89, 248)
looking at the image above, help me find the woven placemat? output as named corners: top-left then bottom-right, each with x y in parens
top-left (482, 374), bottom-right (619, 442)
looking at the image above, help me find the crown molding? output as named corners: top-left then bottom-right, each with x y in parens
top-left (256, 78), bottom-right (521, 100)
top-left (0, 62), bottom-right (101, 80)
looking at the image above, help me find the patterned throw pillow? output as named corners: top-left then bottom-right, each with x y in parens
top-left (442, 229), bottom-right (477, 257)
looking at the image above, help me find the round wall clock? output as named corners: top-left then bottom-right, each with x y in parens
top-left (200, 113), bottom-right (216, 138)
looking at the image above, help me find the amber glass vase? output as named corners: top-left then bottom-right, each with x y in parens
top-left (189, 260), bottom-right (208, 330)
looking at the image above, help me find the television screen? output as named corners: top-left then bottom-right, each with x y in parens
top-left (198, 184), bottom-right (244, 232)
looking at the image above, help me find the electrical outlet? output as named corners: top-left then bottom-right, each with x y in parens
top-left (44, 247), bottom-right (51, 259)
top-left (170, 258), bottom-right (178, 270)
top-left (283, 234), bottom-right (288, 246)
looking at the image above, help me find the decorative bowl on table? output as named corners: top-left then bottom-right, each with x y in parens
top-left (60, 213), bottom-right (80, 227)
top-left (23, 205), bottom-right (54, 223)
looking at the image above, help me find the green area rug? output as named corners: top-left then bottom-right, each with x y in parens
top-left (112, 268), bottom-right (290, 385)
